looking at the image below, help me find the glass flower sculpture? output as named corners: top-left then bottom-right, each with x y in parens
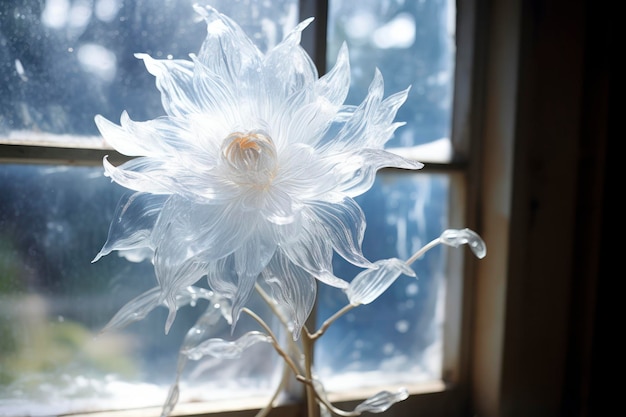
top-left (93, 5), bottom-right (485, 417)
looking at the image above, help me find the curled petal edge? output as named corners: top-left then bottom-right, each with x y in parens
top-left (440, 228), bottom-right (487, 259)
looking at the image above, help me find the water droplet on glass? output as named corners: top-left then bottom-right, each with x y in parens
top-left (395, 320), bottom-right (409, 333)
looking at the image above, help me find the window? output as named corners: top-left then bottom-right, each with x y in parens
top-left (0, 0), bottom-right (481, 416)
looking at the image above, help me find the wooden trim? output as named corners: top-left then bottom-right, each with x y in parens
top-left (0, 144), bottom-right (128, 166)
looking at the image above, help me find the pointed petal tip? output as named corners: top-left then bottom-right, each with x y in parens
top-left (192, 3), bottom-right (216, 17)
top-left (301, 16), bottom-right (315, 27)
top-left (94, 112), bottom-right (112, 131)
top-left (164, 303), bottom-right (177, 335)
top-left (92, 246), bottom-right (111, 263)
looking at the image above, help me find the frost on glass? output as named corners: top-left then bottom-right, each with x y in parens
top-left (89, 4), bottom-right (485, 417)
top-left (0, 0), bottom-right (297, 145)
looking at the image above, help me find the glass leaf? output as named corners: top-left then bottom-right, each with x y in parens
top-left (440, 228), bottom-right (487, 259)
top-left (354, 388), bottom-right (409, 414)
top-left (183, 331), bottom-right (271, 361)
top-left (345, 258), bottom-right (416, 305)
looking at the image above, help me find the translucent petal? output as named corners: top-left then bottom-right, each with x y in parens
top-left (105, 154), bottom-right (238, 204)
top-left (93, 192), bottom-right (167, 262)
top-left (440, 228), bottom-right (487, 259)
top-left (276, 144), bottom-right (338, 200)
top-left (102, 156), bottom-right (177, 195)
top-left (108, 160), bottom-right (240, 210)
top-left (281, 16), bottom-right (315, 49)
top-left (363, 87), bottom-right (411, 148)
top-left (183, 331), bottom-right (271, 361)
top-left (345, 258), bottom-right (416, 305)
top-left (181, 302), bottom-right (226, 352)
top-left (283, 42), bottom-right (350, 148)
top-left (281, 215), bottom-right (348, 289)
top-left (315, 42), bottom-right (350, 115)
top-left (307, 196), bottom-right (373, 268)
top-left (354, 388), bottom-right (409, 413)
top-left (161, 299), bottom-right (229, 417)
top-left (99, 112), bottom-right (249, 205)
top-left (117, 246), bottom-right (154, 263)
top-left (100, 287), bottom-right (161, 333)
top-left (135, 53), bottom-right (199, 117)
top-left (189, 55), bottom-right (239, 123)
top-left (94, 114), bottom-right (143, 157)
top-left (206, 256), bottom-right (238, 300)
top-left (261, 252), bottom-right (317, 340)
top-left (194, 5), bottom-right (263, 87)
top-left (153, 258), bottom-right (209, 334)
top-left (321, 69), bottom-right (384, 153)
top-left (205, 253), bottom-right (259, 330)
top-left (234, 235), bottom-right (276, 283)
top-left (154, 250), bottom-right (207, 292)
top-left (321, 69), bottom-right (411, 157)
top-left (261, 187), bottom-right (295, 225)
top-left (230, 230), bottom-right (277, 326)
top-left (96, 112), bottom-right (198, 158)
top-left (100, 285), bottom-right (217, 335)
top-left (174, 286), bottom-right (216, 309)
top-left (332, 149), bottom-right (423, 197)
top-left (262, 18), bottom-right (317, 103)
top-left (151, 197), bottom-right (256, 264)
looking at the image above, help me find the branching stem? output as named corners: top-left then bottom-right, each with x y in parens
top-left (405, 237), bottom-right (442, 266)
top-left (295, 375), bottom-right (361, 417)
top-left (307, 303), bottom-right (356, 340)
top-left (241, 307), bottom-right (302, 377)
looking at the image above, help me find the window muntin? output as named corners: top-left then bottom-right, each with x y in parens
top-left (0, 0), bottom-right (460, 415)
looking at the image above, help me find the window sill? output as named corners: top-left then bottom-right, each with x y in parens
top-left (63, 381), bottom-right (446, 417)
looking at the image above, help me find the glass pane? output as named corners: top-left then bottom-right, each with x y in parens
top-left (1, 0), bottom-right (300, 413)
top-left (0, 0), bottom-right (298, 145)
top-left (317, 0), bottom-right (457, 390)
top-left (327, 0), bottom-right (456, 158)
top-left (316, 172), bottom-right (450, 390)
top-left (0, 164), bottom-right (283, 416)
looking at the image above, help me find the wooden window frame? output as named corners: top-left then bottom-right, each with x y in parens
top-left (3, 0), bottom-right (612, 416)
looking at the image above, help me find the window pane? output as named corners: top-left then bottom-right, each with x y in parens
top-left (327, 0), bottom-right (456, 158)
top-left (0, 0), bottom-right (298, 145)
top-left (316, 173), bottom-right (450, 390)
top-left (0, 164), bottom-right (283, 415)
top-left (1, 0), bottom-right (300, 412)
top-left (316, 0), bottom-right (457, 390)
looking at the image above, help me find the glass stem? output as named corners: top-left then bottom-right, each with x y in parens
top-left (301, 330), bottom-right (320, 417)
top-left (308, 303), bottom-right (356, 340)
top-left (405, 237), bottom-right (443, 266)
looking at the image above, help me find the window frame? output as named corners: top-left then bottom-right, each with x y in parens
top-left (0, 0), bottom-right (525, 416)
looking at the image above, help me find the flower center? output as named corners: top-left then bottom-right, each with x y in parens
top-left (221, 130), bottom-right (278, 187)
